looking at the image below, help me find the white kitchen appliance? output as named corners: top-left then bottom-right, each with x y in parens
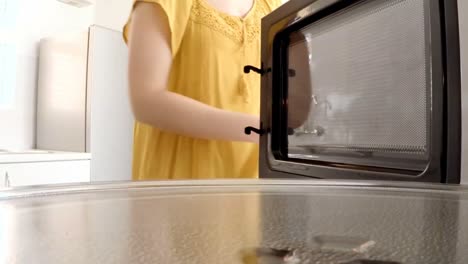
top-left (246, 0), bottom-right (468, 184)
top-left (36, 25), bottom-right (134, 182)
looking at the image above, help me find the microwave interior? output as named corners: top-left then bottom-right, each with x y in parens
top-left (257, 0), bottom-right (461, 183)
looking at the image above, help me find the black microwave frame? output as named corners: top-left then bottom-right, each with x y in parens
top-left (249, 0), bottom-right (461, 183)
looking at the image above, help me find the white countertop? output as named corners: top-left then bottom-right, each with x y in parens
top-left (0, 150), bottom-right (92, 164)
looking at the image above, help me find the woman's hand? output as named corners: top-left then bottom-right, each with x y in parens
top-left (287, 37), bottom-right (312, 129)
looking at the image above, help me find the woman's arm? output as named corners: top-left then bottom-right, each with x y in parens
top-left (127, 3), bottom-right (259, 143)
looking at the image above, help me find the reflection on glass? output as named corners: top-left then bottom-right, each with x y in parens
top-left (1, 182), bottom-right (467, 262)
top-left (286, 0), bottom-right (430, 172)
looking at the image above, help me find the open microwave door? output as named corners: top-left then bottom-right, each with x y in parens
top-left (255, 0), bottom-right (461, 183)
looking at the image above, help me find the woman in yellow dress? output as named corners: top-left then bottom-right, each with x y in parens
top-left (124, 0), bottom-right (284, 180)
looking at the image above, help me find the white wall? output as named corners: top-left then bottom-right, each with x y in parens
top-left (0, 0), bottom-right (94, 150)
top-left (94, 0), bottom-right (133, 32)
top-left (87, 26), bottom-right (133, 182)
top-left (0, 0), bottom-right (134, 151)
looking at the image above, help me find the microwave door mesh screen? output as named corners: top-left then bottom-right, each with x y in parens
top-left (286, 0), bottom-right (430, 171)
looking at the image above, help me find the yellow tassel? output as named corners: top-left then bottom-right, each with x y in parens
top-left (239, 76), bottom-right (250, 103)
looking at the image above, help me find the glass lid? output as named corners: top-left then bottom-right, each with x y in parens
top-left (1, 180), bottom-right (467, 263)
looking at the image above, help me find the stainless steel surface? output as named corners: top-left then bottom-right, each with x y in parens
top-left (460, 0), bottom-right (468, 185)
top-left (1, 180), bottom-right (468, 263)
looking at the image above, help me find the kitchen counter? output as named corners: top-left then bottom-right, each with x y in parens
top-left (0, 150), bottom-right (91, 164)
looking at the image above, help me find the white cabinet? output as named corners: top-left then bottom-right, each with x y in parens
top-left (0, 152), bottom-right (91, 188)
top-left (1, 160), bottom-right (90, 188)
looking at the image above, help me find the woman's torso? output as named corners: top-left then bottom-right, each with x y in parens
top-left (125, 0), bottom-right (281, 180)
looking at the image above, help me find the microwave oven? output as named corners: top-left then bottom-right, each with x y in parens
top-left (245, 0), bottom-right (467, 183)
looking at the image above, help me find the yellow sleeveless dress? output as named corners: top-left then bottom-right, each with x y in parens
top-left (124, 0), bottom-right (282, 180)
